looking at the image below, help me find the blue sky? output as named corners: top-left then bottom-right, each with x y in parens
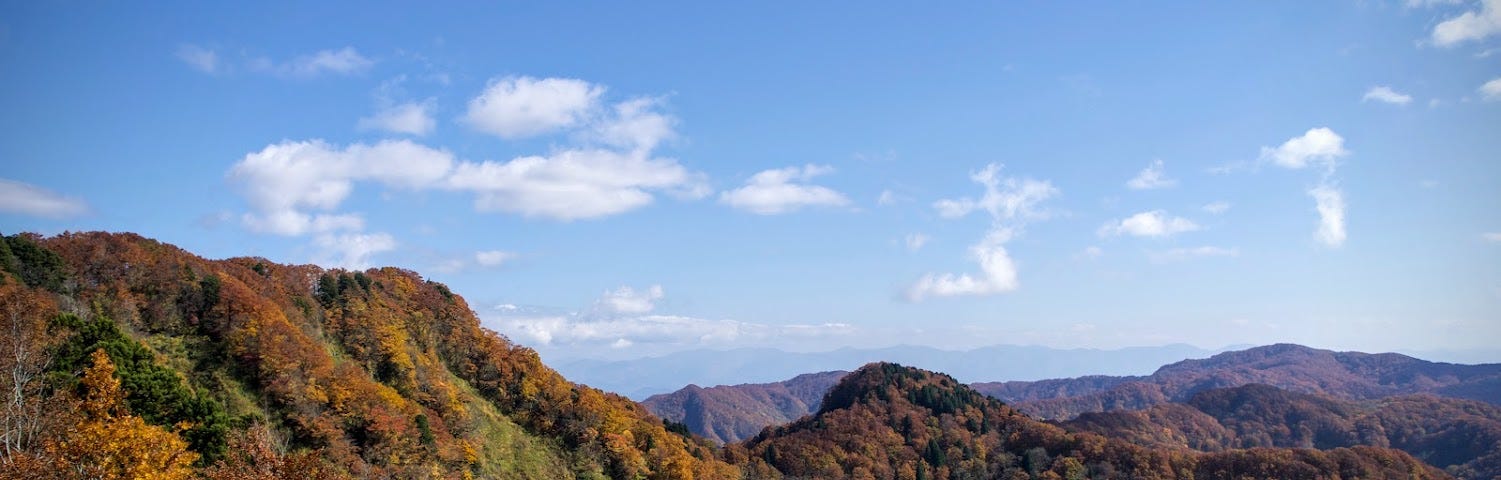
top-left (2, 2), bottom-right (1499, 362)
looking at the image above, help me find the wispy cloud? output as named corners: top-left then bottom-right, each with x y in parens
top-left (1099, 210), bottom-right (1200, 238)
top-left (0, 178), bottom-right (89, 219)
top-left (1126, 159), bottom-right (1176, 190)
top-left (1201, 201), bottom-right (1231, 214)
top-left (250, 47), bottom-right (374, 78)
top-left (1262, 128), bottom-right (1351, 248)
top-left (908, 164), bottom-right (1057, 301)
top-left (720, 164), bottom-right (850, 215)
top-left (358, 101), bottom-right (436, 136)
top-left (904, 233), bottom-right (929, 252)
top-left (1362, 86), bottom-right (1413, 105)
top-left (175, 44), bottom-right (219, 74)
top-left (1309, 185), bottom-right (1347, 247)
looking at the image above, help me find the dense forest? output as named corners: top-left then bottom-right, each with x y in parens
top-left (0, 231), bottom-right (1471, 479)
top-left (742, 362), bottom-right (1447, 480)
top-left (1062, 384), bottom-right (1501, 479)
top-left (0, 231), bottom-right (739, 479)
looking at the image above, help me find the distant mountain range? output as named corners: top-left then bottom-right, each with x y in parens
top-left (974, 343), bottom-right (1501, 419)
top-left (560, 343), bottom-right (1223, 399)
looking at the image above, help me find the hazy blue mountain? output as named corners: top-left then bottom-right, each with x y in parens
top-left (556, 343), bottom-right (1221, 399)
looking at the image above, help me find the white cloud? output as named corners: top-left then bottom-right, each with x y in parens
top-left (1482, 232), bottom-right (1501, 242)
top-left (464, 76), bottom-right (604, 139)
top-left (905, 233), bottom-right (929, 251)
top-left (448, 148), bottom-right (705, 220)
top-left (907, 229), bottom-right (1019, 301)
top-left (503, 314), bottom-right (852, 347)
top-left (595, 285), bottom-right (664, 314)
top-left (1362, 86), bottom-right (1413, 105)
top-left (229, 139), bottom-right (455, 235)
top-left (719, 164), bottom-right (850, 215)
top-left (591, 97), bottom-right (677, 152)
top-left (1151, 246), bottom-right (1239, 262)
top-left (0, 178), bottom-right (88, 219)
top-left (931, 163), bottom-right (1057, 220)
top-left (1481, 77), bottom-right (1501, 101)
top-left (313, 232), bottom-right (396, 270)
top-left (1126, 159), bottom-right (1176, 190)
top-left (1201, 201), bottom-right (1231, 214)
top-left (176, 44), bottom-right (218, 74)
top-left (876, 189), bottom-right (899, 206)
top-left (1431, 0), bottom-right (1501, 47)
top-left (1260, 127), bottom-right (1349, 171)
top-left (1309, 185), bottom-right (1347, 247)
top-left (475, 250), bottom-right (515, 267)
top-left (358, 100), bottom-right (435, 136)
top-left (1099, 210), bottom-right (1200, 238)
top-left (251, 47), bottom-right (374, 78)
top-left (909, 164), bottom-right (1058, 301)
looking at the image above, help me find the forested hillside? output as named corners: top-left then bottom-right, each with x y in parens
top-left (643, 371), bottom-right (846, 444)
top-left (1062, 384), bottom-right (1501, 479)
top-left (0, 231), bottom-right (739, 479)
top-left (741, 362), bottom-right (1448, 480)
top-left (973, 343), bottom-right (1501, 420)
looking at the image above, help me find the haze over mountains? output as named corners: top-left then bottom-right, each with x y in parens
top-left (560, 343), bottom-right (1223, 400)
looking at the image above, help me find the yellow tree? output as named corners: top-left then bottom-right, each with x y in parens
top-left (45, 349), bottom-right (199, 480)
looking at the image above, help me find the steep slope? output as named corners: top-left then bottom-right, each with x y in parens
top-left (741, 362), bottom-right (1449, 480)
top-left (1062, 384), bottom-right (1501, 479)
top-left (0, 232), bottom-right (739, 479)
top-left (973, 343), bottom-right (1501, 420)
top-left (562, 343), bottom-right (1219, 399)
top-left (642, 371), bottom-right (847, 444)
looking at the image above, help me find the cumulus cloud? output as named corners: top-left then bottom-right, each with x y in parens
top-left (931, 164), bottom-right (1057, 220)
top-left (0, 178), bottom-right (89, 219)
top-left (1309, 185), bottom-right (1347, 247)
top-left (358, 101), bottom-right (435, 136)
top-left (908, 164), bottom-right (1058, 301)
top-left (719, 164), bottom-right (850, 215)
top-left (1099, 210), bottom-right (1200, 238)
top-left (251, 47), bottom-right (374, 78)
top-left (313, 232), bottom-right (396, 270)
top-left (1431, 0), bottom-right (1501, 47)
top-left (1151, 246), bottom-right (1239, 262)
top-left (907, 229), bottom-right (1019, 301)
top-left (228, 139), bottom-right (455, 235)
top-left (1259, 127), bottom-right (1349, 171)
top-left (1126, 159), bottom-right (1176, 190)
top-left (1201, 201), bottom-right (1231, 214)
top-left (1481, 77), bottom-right (1501, 101)
top-left (594, 285), bottom-right (664, 315)
top-left (1362, 86), bottom-right (1413, 105)
top-left (464, 76), bottom-right (604, 139)
top-left (448, 148), bottom-right (706, 220)
top-left (1259, 128), bottom-right (1352, 248)
top-left (176, 44), bottom-right (219, 74)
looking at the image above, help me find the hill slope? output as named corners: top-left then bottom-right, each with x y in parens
top-left (973, 343), bottom-right (1501, 420)
top-left (643, 371), bottom-right (847, 444)
top-left (741, 362), bottom-right (1449, 480)
top-left (0, 232), bottom-right (738, 479)
top-left (1062, 384), bottom-right (1501, 479)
